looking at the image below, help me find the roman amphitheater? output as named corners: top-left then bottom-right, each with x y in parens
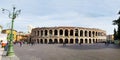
top-left (30, 26), bottom-right (106, 44)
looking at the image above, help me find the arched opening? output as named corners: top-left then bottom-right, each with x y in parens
top-left (59, 39), bottom-right (63, 44)
top-left (96, 32), bottom-right (97, 36)
top-left (92, 31), bottom-right (95, 37)
top-left (37, 31), bottom-right (39, 36)
top-left (54, 30), bottom-right (58, 35)
top-left (49, 30), bottom-right (52, 36)
top-left (41, 30), bottom-right (43, 36)
top-left (80, 30), bottom-right (83, 37)
top-left (85, 39), bottom-right (87, 43)
top-left (89, 31), bottom-right (91, 37)
top-left (80, 39), bottom-right (83, 43)
top-left (75, 38), bottom-right (79, 44)
top-left (37, 39), bottom-right (39, 44)
top-left (49, 39), bottom-right (53, 44)
top-left (59, 29), bottom-right (63, 35)
top-left (89, 39), bottom-right (91, 43)
top-left (85, 31), bottom-right (87, 37)
top-left (70, 39), bottom-right (73, 44)
top-left (45, 30), bottom-right (48, 36)
top-left (40, 39), bottom-right (43, 44)
top-left (75, 29), bottom-right (78, 36)
top-left (54, 39), bottom-right (58, 44)
top-left (45, 39), bottom-right (47, 44)
top-left (65, 39), bottom-right (68, 44)
top-left (70, 30), bottom-right (73, 36)
top-left (65, 29), bottom-right (68, 36)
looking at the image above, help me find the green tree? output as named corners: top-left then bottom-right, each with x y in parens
top-left (114, 28), bottom-right (118, 40)
top-left (113, 11), bottom-right (120, 40)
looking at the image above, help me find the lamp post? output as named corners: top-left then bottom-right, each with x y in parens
top-left (2, 6), bottom-right (21, 57)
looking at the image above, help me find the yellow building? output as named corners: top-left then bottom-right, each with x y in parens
top-left (2, 29), bottom-right (17, 42)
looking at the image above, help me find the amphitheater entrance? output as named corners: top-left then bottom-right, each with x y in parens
top-left (89, 39), bottom-right (91, 43)
top-left (54, 39), bottom-right (58, 44)
top-left (85, 39), bottom-right (87, 43)
top-left (70, 39), bottom-right (73, 44)
top-left (80, 39), bottom-right (83, 43)
top-left (65, 39), bottom-right (68, 44)
top-left (45, 39), bottom-right (47, 44)
top-left (40, 39), bottom-right (43, 44)
top-left (49, 39), bottom-right (53, 44)
top-left (59, 39), bottom-right (63, 44)
top-left (75, 38), bottom-right (79, 44)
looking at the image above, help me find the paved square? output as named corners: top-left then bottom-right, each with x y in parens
top-left (14, 43), bottom-right (120, 60)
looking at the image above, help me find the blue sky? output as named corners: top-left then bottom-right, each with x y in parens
top-left (0, 0), bottom-right (120, 34)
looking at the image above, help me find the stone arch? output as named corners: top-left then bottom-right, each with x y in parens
top-left (75, 38), bottom-right (79, 44)
top-left (41, 30), bottom-right (43, 36)
top-left (40, 39), bottom-right (43, 44)
top-left (89, 31), bottom-right (91, 37)
top-left (49, 30), bottom-right (52, 36)
top-left (92, 31), bottom-right (95, 37)
top-left (37, 31), bottom-right (39, 36)
top-left (45, 30), bottom-right (48, 36)
top-left (54, 29), bottom-right (58, 35)
top-left (49, 39), bottom-right (53, 44)
top-left (45, 39), bottom-right (47, 44)
top-left (65, 39), bottom-right (68, 44)
top-left (80, 39), bottom-right (83, 43)
top-left (59, 29), bottom-right (63, 35)
top-left (65, 29), bottom-right (68, 36)
top-left (59, 39), bottom-right (63, 44)
top-left (75, 29), bottom-right (78, 36)
top-left (85, 39), bottom-right (87, 43)
top-left (54, 39), bottom-right (58, 43)
top-left (70, 30), bottom-right (73, 36)
top-left (96, 32), bottom-right (97, 36)
top-left (89, 39), bottom-right (91, 43)
top-left (70, 39), bottom-right (74, 44)
top-left (80, 30), bottom-right (83, 37)
top-left (85, 31), bottom-right (87, 37)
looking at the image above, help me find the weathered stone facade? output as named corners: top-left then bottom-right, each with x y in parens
top-left (29, 26), bottom-right (106, 44)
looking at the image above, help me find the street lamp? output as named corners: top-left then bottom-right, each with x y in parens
top-left (2, 6), bottom-right (21, 57)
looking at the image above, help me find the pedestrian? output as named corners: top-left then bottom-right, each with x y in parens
top-left (19, 41), bottom-right (22, 47)
top-left (4, 42), bottom-right (8, 51)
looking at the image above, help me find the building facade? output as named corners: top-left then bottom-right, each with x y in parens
top-left (29, 26), bottom-right (106, 44)
top-left (2, 29), bottom-right (17, 42)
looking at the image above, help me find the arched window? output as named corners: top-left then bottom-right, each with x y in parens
top-left (37, 31), bottom-right (39, 36)
top-left (45, 30), bottom-right (48, 36)
top-left (85, 31), bottom-right (87, 37)
top-left (70, 39), bottom-right (73, 43)
top-left (59, 29), bottom-right (63, 35)
top-left (59, 39), bottom-right (63, 44)
top-left (41, 30), bottom-right (43, 36)
top-left (49, 30), bottom-right (52, 36)
top-left (65, 39), bottom-right (68, 43)
top-left (70, 30), bottom-right (73, 36)
top-left (54, 30), bottom-right (58, 35)
top-left (75, 29), bottom-right (78, 36)
top-left (65, 29), bottom-right (68, 36)
top-left (89, 31), bottom-right (91, 37)
top-left (85, 39), bottom-right (87, 43)
top-left (92, 31), bottom-right (95, 37)
top-left (80, 30), bottom-right (83, 36)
